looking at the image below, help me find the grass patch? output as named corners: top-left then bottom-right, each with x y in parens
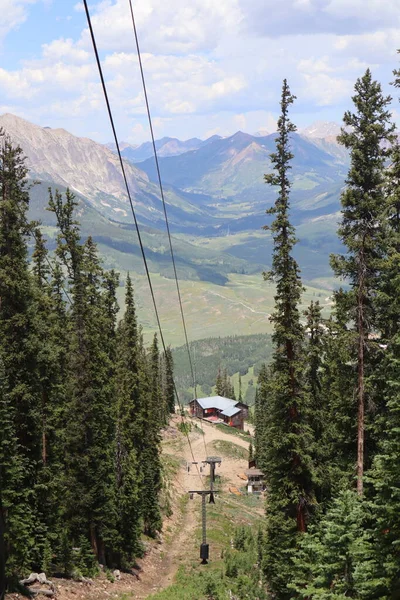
top-left (148, 491), bottom-right (266, 599)
top-left (212, 440), bottom-right (249, 461)
top-left (215, 424), bottom-right (252, 442)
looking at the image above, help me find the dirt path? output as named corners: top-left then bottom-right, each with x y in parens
top-left (124, 418), bottom-right (253, 598)
top-left (7, 419), bottom-right (252, 600)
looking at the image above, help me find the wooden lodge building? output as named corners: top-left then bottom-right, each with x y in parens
top-left (189, 396), bottom-right (249, 430)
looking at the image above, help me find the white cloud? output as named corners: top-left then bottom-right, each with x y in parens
top-left (0, 67), bottom-right (35, 98)
top-left (0, 61), bottom-right (94, 100)
top-left (299, 71), bottom-right (353, 106)
top-left (79, 0), bottom-right (243, 54)
top-left (334, 29), bottom-right (400, 64)
top-left (0, 0), bottom-right (38, 42)
top-left (240, 0), bottom-right (400, 37)
top-left (1, 0), bottom-right (399, 144)
top-left (41, 38), bottom-right (90, 63)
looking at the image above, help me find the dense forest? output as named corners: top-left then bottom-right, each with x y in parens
top-left (0, 131), bottom-right (175, 583)
top-left (253, 66), bottom-right (400, 598)
top-left (172, 333), bottom-right (273, 401)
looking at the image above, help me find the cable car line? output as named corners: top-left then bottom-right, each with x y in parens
top-left (127, 0), bottom-right (208, 458)
top-left (82, 0), bottom-right (204, 488)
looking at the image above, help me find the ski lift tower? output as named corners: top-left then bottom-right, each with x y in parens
top-left (202, 456), bottom-right (222, 490)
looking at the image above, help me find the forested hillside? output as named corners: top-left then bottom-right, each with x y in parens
top-left (0, 131), bottom-right (175, 581)
top-left (172, 334), bottom-right (273, 402)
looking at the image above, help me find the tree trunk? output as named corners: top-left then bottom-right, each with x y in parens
top-left (0, 500), bottom-right (6, 600)
top-left (296, 502), bottom-right (306, 533)
top-left (42, 393), bottom-right (47, 465)
top-left (356, 254), bottom-right (366, 496)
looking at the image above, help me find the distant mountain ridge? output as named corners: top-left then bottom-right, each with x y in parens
top-left (137, 128), bottom-right (349, 221)
top-left (0, 113), bottom-right (214, 230)
top-left (300, 121), bottom-right (342, 139)
top-left (107, 120), bottom-right (344, 163)
top-left (0, 112), bottom-right (350, 284)
top-left (107, 135), bottom-right (222, 163)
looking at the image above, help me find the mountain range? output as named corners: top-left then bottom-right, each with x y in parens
top-left (107, 135), bottom-right (221, 163)
top-left (0, 112), bottom-right (347, 342)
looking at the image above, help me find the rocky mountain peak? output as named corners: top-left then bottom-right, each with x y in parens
top-left (300, 121), bottom-right (341, 139)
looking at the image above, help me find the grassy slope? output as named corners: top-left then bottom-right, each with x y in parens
top-left (147, 485), bottom-right (264, 600)
top-left (29, 182), bottom-right (332, 348)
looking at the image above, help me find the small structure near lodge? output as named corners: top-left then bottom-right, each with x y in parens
top-left (189, 395), bottom-right (249, 431)
top-left (245, 468), bottom-right (265, 494)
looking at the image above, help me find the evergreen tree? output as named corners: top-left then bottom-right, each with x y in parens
top-left (292, 490), bottom-right (381, 599)
top-left (163, 347), bottom-right (175, 414)
top-left (0, 130), bottom-right (39, 575)
top-left (331, 69), bottom-right (395, 495)
top-left (260, 80), bottom-right (315, 599)
top-left (140, 334), bottom-right (163, 536)
top-left (0, 130), bottom-right (40, 465)
top-left (375, 141), bottom-right (400, 341)
top-left (238, 373), bottom-right (243, 403)
top-left (115, 274), bottom-right (143, 561)
top-left (30, 229), bottom-right (66, 569)
top-left (368, 340), bottom-right (400, 597)
top-left (214, 368), bottom-right (235, 399)
top-left (0, 353), bottom-right (34, 578)
top-left (315, 291), bottom-right (358, 498)
top-left (254, 365), bottom-right (268, 471)
top-left (304, 301), bottom-right (328, 504)
top-left (215, 367), bottom-right (224, 396)
top-left (49, 192), bottom-right (117, 566)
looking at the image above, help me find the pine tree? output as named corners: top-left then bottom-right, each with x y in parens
top-left (0, 130), bottom-right (39, 575)
top-left (331, 69), bottom-right (395, 495)
top-left (260, 80), bottom-right (315, 599)
top-left (164, 347), bottom-right (175, 414)
top-left (0, 129), bottom-right (40, 465)
top-left (140, 334), bottom-right (163, 537)
top-left (0, 353), bottom-right (34, 578)
top-left (368, 334), bottom-right (400, 599)
top-left (115, 274), bottom-right (143, 561)
top-left (292, 490), bottom-right (381, 599)
top-left (215, 367), bottom-right (224, 396)
top-left (30, 229), bottom-right (67, 569)
top-left (375, 141), bottom-right (400, 341)
top-left (214, 368), bottom-right (235, 399)
top-left (318, 313), bottom-right (356, 497)
top-left (254, 365), bottom-right (268, 471)
top-left (49, 192), bottom-right (117, 566)
top-left (304, 301), bottom-right (328, 504)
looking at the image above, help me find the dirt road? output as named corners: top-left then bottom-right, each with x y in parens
top-left (133, 417), bottom-right (252, 598)
top-left (7, 418), bottom-right (252, 600)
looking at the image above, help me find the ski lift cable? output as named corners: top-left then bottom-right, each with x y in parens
top-left (127, 0), bottom-right (208, 458)
top-left (82, 0), bottom-right (204, 488)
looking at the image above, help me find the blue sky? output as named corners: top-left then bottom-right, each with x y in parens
top-left (1, 0), bottom-right (400, 144)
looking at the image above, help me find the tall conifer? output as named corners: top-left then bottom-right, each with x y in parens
top-left (260, 80), bottom-right (315, 599)
top-left (115, 274), bottom-right (143, 561)
top-left (0, 131), bottom-right (38, 575)
top-left (331, 69), bottom-right (395, 494)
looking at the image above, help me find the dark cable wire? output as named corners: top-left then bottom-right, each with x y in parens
top-left (127, 0), bottom-right (198, 401)
top-left (127, 0), bottom-right (208, 458)
top-left (82, 0), bottom-right (204, 486)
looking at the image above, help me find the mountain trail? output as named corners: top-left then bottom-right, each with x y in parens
top-left (6, 417), bottom-right (252, 600)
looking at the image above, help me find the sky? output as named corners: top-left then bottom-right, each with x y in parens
top-left (0, 0), bottom-right (400, 144)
